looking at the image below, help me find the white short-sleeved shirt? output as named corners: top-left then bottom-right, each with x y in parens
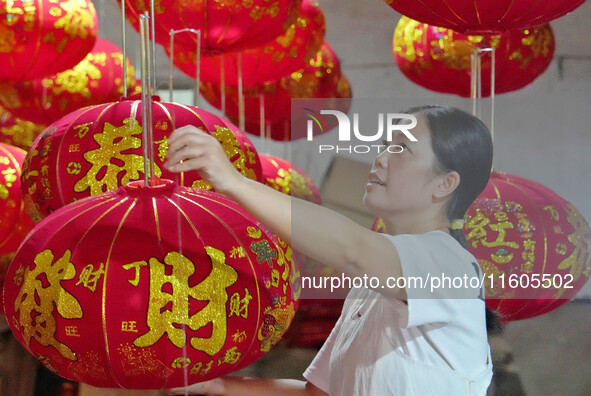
top-left (303, 231), bottom-right (492, 396)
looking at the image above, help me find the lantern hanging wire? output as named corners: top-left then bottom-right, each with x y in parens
top-left (168, 29), bottom-right (201, 106)
top-left (237, 52), bottom-right (245, 131)
top-left (139, 14), bottom-right (156, 185)
top-left (120, 0), bottom-right (128, 95)
top-left (221, 53), bottom-right (226, 114)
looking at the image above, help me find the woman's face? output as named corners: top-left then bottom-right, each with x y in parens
top-left (362, 115), bottom-right (444, 218)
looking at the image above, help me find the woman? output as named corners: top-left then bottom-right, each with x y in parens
top-left (165, 105), bottom-right (495, 395)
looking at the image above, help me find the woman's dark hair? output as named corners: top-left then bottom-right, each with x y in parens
top-left (404, 105), bottom-right (503, 334)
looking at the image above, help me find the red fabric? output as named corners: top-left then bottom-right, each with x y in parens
top-left (466, 171), bottom-right (591, 322)
top-left (383, 0), bottom-right (584, 34)
top-left (200, 42), bottom-right (352, 141)
top-left (21, 98), bottom-right (263, 221)
top-left (393, 17), bottom-right (555, 97)
top-left (0, 143), bottom-right (34, 311)
top-left (168, 0), bottom-right (325, 87)
top-left (0, 0), bottom-right (98, 80)
top-left (118, 0), bottom-right (301, 55)
top-left (0, 38), bottom-right (142, 125)
top-left (4, 180), bottom-right (299, 388)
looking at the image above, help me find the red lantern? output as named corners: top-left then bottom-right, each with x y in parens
top-left (383, 0), bottom-right (584, 34)
top-left (0, 143), bottom-right (34, 311)
top-left (393, 16), bottom-right (555, 97)
top-left (168, 0), bottom-right (325, 87)
top-left (259, 154), bottom-right (321, 204)
top-left (201, 42), bottom-right (353, 141)
top-left (0, 0), bottom-right (98, 80)
top-left (465, 171), bottom-right (591, 322)
top-left (0, 38), bottom-right (142, 125)
top-left (21, 97), bottom-right (264, 221)
top-left (4, 179), bottom-right (299, 388)
top-left (0, 106), bottom-right (47, 150)
top-left (118, 0), bottom-right (301, 55)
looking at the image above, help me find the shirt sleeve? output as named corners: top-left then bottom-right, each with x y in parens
top-left (381, 233), bottom-right (480, 328)
top-left (302, 311), bottom-right (345, 393)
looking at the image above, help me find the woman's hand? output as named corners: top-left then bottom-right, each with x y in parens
top-left (164, 125), bottom-right (244, 195)
top-left (166, 377), bottom-right (225, 395)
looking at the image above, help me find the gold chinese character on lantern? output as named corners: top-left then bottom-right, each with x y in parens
top-left (211, 125), bottom-right (257, 180)
top-left (14, 249), bottom-right (83, 360)
top-left (75, 262), bottom-right (104, 292)
top-left (74, 118), bottom-right (161, 195)
top-left (229, 288), bottom-right (252, 319)
top-left (133, 248), bottom-right (238, 356)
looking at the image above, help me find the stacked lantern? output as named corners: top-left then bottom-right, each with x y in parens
top-left (118, 0), bottom-right (302, 55)
top-left (383, 0), bottom-right (584, 34)
top-left (168, 0), bottom-right (326, 87)
top-left (0, 38), bottom-right (142, 125)
top-left (464, 172), bottom-right (591, 322)
top-left (0, 0), bottom-right (98, 80)
top-left (200, 42), bottom-right (352, 140)
top-left (0, 143), bottom-right (34, 310)
top-left (3, 180), bottom-right (299, 388)
top-left (21, 96), bottom-right (263, 221)
top-left (393, 16), bottom-right (555, 97)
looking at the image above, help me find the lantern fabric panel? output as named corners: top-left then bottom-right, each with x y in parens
top-left (118, 0), bottom-right (301, 55)
top-left (169, 0), bottom-right (326, 87)
top-left (0, 38), bottom-right (142, 125)
top-left (259, 154), bottom-right (321, 204)
top-left (465, 171), bottom-right (591, 322)
top-left (4, 181), bottom-right (299, 388)
top-left (21, 98), bottom-right (263, 221)
top-left (383, 0), bottom-right (584, 35)
top-left (393, 16), bottom-right (555, 97)
top-left (0, 0), bottom-right (98, 80)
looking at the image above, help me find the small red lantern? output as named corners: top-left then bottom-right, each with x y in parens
top-left (118, 0), bottom-right (301, 55)
top-left (200, 42), bottom-right (352, 141)
top-left (169, 0), bottom-right (325, 87)
top-left (0, 143), bottom-right (34, 310)
top-left (0, 0), bottom-right (98, 80)
top-left (0, 38), bottom-right (142, 125)
top-left (259, 154), bottom-right (321, 204)
top-left (393, 16), bottom-right (555, 97)
top-left (4, 180), bottom-right (299, 388)
top-left (383, 0), bottom-right (584, 35)
top-left (21, 97), bottom-right (263, 221)
top-left (0, 106), bottom-right (47, 150)
top-left (465, 172), bottom-right (591, 322)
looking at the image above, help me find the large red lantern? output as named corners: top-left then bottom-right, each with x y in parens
top-left (201, 42), bottom-right (353, 141)
top-left (465, 172), bottom-right (591, 322)
top-left (0, 143), bottom-right (34, 310)
top-left (0, 106), bottom-right (47, 150)
top-left (0, 0), bottom-right (98, 80)
top-left (21, 97), bottom-right (263, 221)
top-left (393, 16), bottom-right (555, 97)
top-left (4, 179), bottom-right (299, 388)
top-left (383, 0), bottom-right (584, 34)
top-left (0, 38), bottom-right (142, 125)
top-left (118, 0), bottom-right (301, 55)
top-left (168, 0), bottom-right (325, 87)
